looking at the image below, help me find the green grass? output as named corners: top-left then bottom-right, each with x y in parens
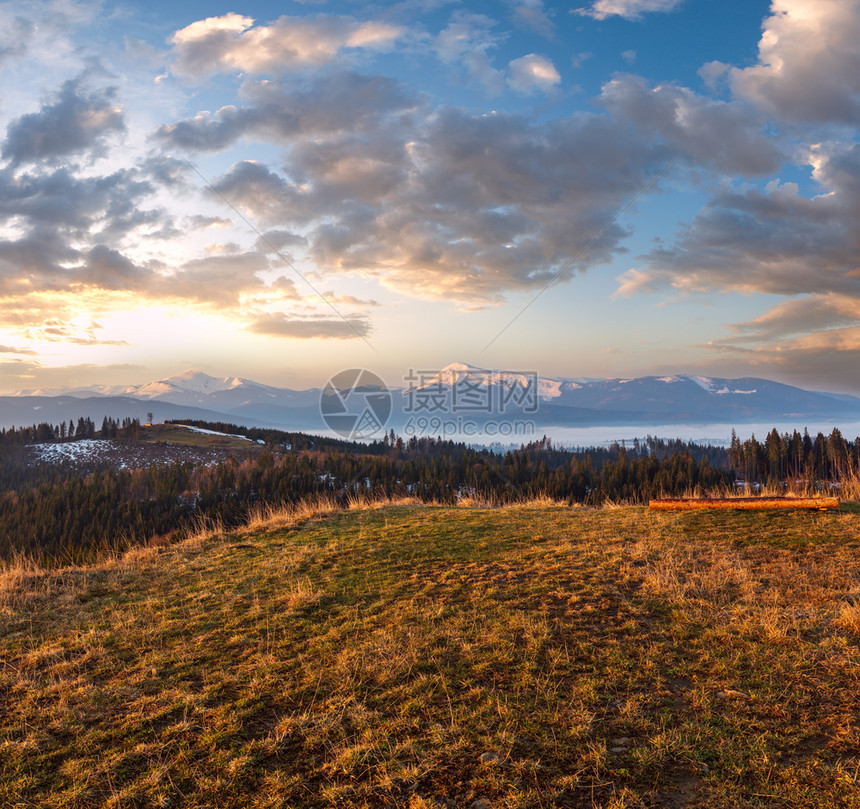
top-left (139, 423), bottom-right (259, 451)
top-left (2, 502), bottom-right (860, 807)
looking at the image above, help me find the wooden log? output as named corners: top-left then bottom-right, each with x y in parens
top-left (649, 496), bottom-right (839, 511)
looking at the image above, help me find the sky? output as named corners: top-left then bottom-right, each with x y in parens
top-left (1, 0), bottom-right (860, 394)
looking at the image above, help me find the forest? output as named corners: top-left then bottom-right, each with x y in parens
top-left (0, 418), bottom-right (857, 566)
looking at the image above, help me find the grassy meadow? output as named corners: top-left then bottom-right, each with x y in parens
top-left (2, 500), bottom-right (860, 807)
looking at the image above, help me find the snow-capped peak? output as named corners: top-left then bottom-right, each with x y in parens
top-left (131, 370), bottom-right (251, 399)
top-left (690, 375), bottom-right (719, 392)
top-left (417, 362), bottom-right (490, 387)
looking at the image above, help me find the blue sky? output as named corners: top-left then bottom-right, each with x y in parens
top-left (1, 0), bottom-right (860, 394)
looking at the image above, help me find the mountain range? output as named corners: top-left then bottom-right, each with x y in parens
top-left (3, 363), bottom-right (860, 435)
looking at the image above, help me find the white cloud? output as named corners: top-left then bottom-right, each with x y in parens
top-left (170, 13), bottom-right (404, 77)
top-left (434, 12), bottom-right (506, 93)
top-left (2, 77), bottom-right (125, 166)
top-left (247, 313), bottom-right (371, 339)
top-left (599, 74), bottom-right (784, 176)
top-left (620, 141), bottom-right (860, 301)
top-left (725, 295), bottom-right (860, 343)
top-left (507, 54), bottom-right (560, 94)
top-left (510, 1), bottom-right (555, 38)
top-left (198, 102), bottom-right (675, 304)
top-left (156, 73), bottom-right (415, 152)
top-left (577, 0), bottom-right (685, 21)
top-left (727, 0), bottom-right (860, 124)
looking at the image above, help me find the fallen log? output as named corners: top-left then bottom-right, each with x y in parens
top-left (649, 496), bottom-right (839, 511)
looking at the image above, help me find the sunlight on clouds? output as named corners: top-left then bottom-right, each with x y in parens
top-left (613, 268), bottom-right (658, 298)
top-left (170, 12), bottom-right (254, 43)
top-left (727, 0), bottom-right (860, 124)
top-left (703, 323), bottom-right (860, 391)
top-left (345, 22), bottom-right (403, 49)
top-left (724, 294), bottom-right (860, 343)
top-left (170, 14), bottom-right (404, 76)
top-left (507, 54), bottom-right (560, 94)
top-left (2, 0), bottom-right (860, 394)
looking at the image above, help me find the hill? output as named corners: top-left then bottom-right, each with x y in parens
top-left (5, 364), bottom-right (860, 433)
top-left (2, 503), bottom-right (860, 808)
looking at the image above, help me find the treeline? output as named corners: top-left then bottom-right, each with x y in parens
top-left (729, 427), bottom-right (860, 484)
top-left (167, 419), bottom-right (367, 453)
top-left (8, 418), bottom-right (860, 567)
top-left (0, 434), bottom-right (731, 566)
top-left (0, 417), bottom-right (141, 445)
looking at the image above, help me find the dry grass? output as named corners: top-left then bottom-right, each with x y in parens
top-left (2, 502), bottom-right (860, 808)
top-left (243, 494), bottom-right (344, 532)
top-left (650, 496), bottom-right (840, 511)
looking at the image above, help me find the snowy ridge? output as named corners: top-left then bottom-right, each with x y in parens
top-left (417, 362), bottom-right (586, 400)
top-left (181, 425), bottom-right (251, 441)
top-left (7, 364), bottom-right (860, 431)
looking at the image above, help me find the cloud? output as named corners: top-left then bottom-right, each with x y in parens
top-left (433, 12), bottom-right (506, 93)
top-left (0, 361), bottom-right (148, 395)
top-left (247, 313), bottom-right (372, 339)
top-left (577, 0), bottom-right (685, 21)
top-left (510, 1), bottom-right (555, 38)
top-left (358, 114), bottom-right (663, 294)
top-left (507, 54), bottom-right (561, 94)
top-left (723, 295), bottom-right (860, 343)
top-left (725, 0), bottom-right (860, 125)
top-left (614, 137), bottom-right (860, 392)
top-left (617, 141), bottom-right (860, 301)
top-left (186, 215), bottom-right (233, 230)
top-left (0, 344), bottom-right (36, 355)
top-left (158, 252), bottom-right (271, 306)
top-left (0, 15), bottom-right (34, 69)
top-left (0, 166), bottom-right (152, 234)
top-left (78, 245), bottom-right (152, 290)
top-left (25, 318), bottom-right (128, 346)
top-left (0, 160), bottom-right (169, 306)
top-left (190, 100), bottom-right (684, 304)
top-left (207, 161), bottom-right (311, 224)
top-left (599, 74), bottom-right (784, 176)
top-left (255, 230), bottom-right (307, 253)
top-left (701, 325), bottom-right (860, 393)
top-left (155, 72), bottom-right (415, 153)
top-left (170, 13), bottom-right (404, 77)
top-left (2, 78), bottom-right (125, 166)
top-left (0, 236), bottom-right (155, 297)
top-left (322, 291), bottom-right (381, 307)
top-left (0, 151), bottom-right (279, 319)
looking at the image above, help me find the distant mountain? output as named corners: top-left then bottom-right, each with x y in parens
top-left (407, 364), bottom-right (860, 424)
top-left (3, 363), bottom-right (860, 433)
top-left (0, 396), bottom-right (275, 432)
top-left (119, 369), bottom-right (322, 412)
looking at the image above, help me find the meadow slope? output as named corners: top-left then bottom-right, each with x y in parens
top-left (2, 503), bottom-right (860, 808)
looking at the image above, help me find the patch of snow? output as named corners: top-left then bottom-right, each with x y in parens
top-left (181, 426), bottom-right (252, 441)
top-left (538, 378), bottom-right (562, 399)
top-left (30, 439), bottom-right (113, 462)
top-left (690, 375), bottom-right (718, 392)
